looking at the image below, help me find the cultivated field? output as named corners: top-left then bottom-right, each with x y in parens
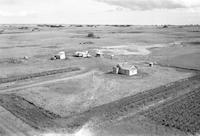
top-left (0, 24), bottom-right (200, 136)
top-left (144, 86), bottom-right (200, 135)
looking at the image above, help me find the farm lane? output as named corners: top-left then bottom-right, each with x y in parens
top-left (0, 69), bottom-right (99, 94)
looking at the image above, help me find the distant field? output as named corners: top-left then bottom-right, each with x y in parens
top-left (159, 53), bottom-right (200, 71)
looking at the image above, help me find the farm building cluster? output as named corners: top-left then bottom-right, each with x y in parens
top-left (74, 51), bottom-right (91, 58)
top-left (51, 50), bottom-right (140, 76)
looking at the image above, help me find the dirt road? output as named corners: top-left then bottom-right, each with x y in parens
top-left (0, 69), bottom-right (98, 94)
top-left (0, 67), bottom-right (81, 84)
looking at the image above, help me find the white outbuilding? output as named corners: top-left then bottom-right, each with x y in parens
top-left (74, 51), bottom-right (91, 58)
top-left (95, 50), bottom-right (103, 57)
top-left (113, 63), bottom-right (138, 76)
top-left (55, 51), bottom-right (66, 60)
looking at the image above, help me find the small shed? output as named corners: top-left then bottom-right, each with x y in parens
top-left (113, 63), bottom-right (137, 76)
top-left (55, 51), bottom-right (66, 60)
top-left (95, 50), bottom-right (103, 57)
top-left (149, 62), bottom-right (154, 67)
top-left (23, 56), bottom-right (29, 60)
top-left (110, 54), bottom-right (114, 59)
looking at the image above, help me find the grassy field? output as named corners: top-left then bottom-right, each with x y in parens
top-left (0, 24), bottom-right (200, 136)
top-left (159, 53), bottom-right (200, 70)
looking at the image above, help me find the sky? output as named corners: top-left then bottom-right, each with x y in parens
top-left (0, 0), bottom-right (200, 24)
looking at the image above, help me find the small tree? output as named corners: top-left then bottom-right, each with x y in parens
top-left (0, 30), bottom-right (4, 34)
top-left (163, 25), bottom-right (168, 28)
top-left (87, 32), bottom-right (95, 38)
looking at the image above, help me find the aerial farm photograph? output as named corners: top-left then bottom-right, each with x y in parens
top-left (0, 0), bottom-right (200, 136)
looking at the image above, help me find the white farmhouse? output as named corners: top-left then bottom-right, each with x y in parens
top-left (113, 63), bottom-right (137, 76)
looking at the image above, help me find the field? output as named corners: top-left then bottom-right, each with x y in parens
top-left (143, 86), bottom-right (200, 135)
top-left (0, 24), bottom-right (200, 136)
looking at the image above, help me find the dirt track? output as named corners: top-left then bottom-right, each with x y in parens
top-left (0, 69), bottom-right (97, 93)
top-left (0, 67), bottom-right (80, 84)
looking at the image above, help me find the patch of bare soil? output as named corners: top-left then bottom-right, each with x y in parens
top-left (143, 86), bottom-right (200, 135)
top-left (0, 67), bottom-right (80, 84)
top-left (95, 44), bottom-right (166, 56)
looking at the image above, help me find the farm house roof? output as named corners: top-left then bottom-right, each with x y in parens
top-left (117, 63), bottom-right (137, 70)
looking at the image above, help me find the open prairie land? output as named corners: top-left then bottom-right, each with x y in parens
top-left (0, 24), bottom-right (200, 136)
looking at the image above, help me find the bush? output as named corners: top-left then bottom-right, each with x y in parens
top-left (87, 32), bottom-right (95, 38)
top-left (0, 30), bottom-right (4, 34)
top-left (163, 25), bottom-right (168, 28)
top-left (87, 32), bottom-right (100, 39)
